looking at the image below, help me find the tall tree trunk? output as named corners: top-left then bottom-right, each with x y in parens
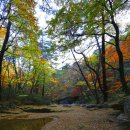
top-left (0, 21), bottom-right (11, 100)
top-left (104, 0), bottom-right (129, 95)
top-left (95, 35), bottom-right (107, 101)
top-left (101, 13), bottom-right (108, 102)
top-left (108, 0), bottom-right (129, 94)
top-left (112, 20), bottom-right (129, 94)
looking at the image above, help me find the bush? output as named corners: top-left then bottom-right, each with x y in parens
top-left (1, 87), bottom-right (17, 100)
top-left (17, 94), bottom-right (51, 105)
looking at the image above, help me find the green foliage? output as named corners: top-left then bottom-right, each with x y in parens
top-left (1, 87), bottom-right (17, 100)
top-left (88, 54), bottom-right (98, 65)
top-left (17, 94), bottom-right (51, 105)
top-left (0, 0), bottom-right (129, 104)
top-left (76, 81), bottom-right (86, 86)
top-left (47, 0), bottom-right (130, 103)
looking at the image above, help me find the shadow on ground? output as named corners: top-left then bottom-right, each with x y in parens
top-left (22, 107), bottom-right (72, 113)
top-left (119, 122), bottom-right (130, 130)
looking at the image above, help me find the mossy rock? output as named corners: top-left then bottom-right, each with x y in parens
top-left (110, 96), bottom-right (130, 112)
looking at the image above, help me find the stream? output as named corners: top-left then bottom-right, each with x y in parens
top-left (0, 117), bottom-right (52, 130)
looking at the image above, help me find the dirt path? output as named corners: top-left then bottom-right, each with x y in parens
top-left (0, 105), bottom-right (123, 130)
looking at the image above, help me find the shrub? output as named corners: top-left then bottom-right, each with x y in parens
top-left (17, 94), bottom-right (51, 105)
top-left (1, 87), bottom-right (17, 100)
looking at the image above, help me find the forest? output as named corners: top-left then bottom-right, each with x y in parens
top-left (0, 0), bottom-right (130, 130)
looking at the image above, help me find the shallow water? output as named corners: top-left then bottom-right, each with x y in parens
top-left (0, 117), bottom-right (52, 130)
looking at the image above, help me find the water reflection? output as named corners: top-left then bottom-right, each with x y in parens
top-left (0, 117), bottom-right (52, 130)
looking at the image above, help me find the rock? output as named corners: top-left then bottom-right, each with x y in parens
top-left (62, 104), bottom-right (72, 107)
top-left (81, 103), bottom-right (110, 109)
top-left (124, 100), bottom-right (130, 120)
top-left (117, 113), bottom-right (129, 123)
top-left (86, 104), bottom-right (97, 108)
top-left (80, 104), bottom-right (87, 107)
top-left (97, 103), bottom-right (109, 108)
top-left (110, 103), bottom-right (124, 111)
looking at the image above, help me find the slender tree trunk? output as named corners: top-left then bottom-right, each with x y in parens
top-left (7, 61), bottom-right (12, 99)
top-left (101, 35), bottom-right (108, 102)
top-left (42, 73), bottom-right (45, 97)
top-left (95, 35), bottom-right (107, 102)
top-left (112, 20), bottom-right (129, 94)
top-left (0, 21), bottom-right (11, 100)
top-left (30, 86), bottom-right (34, 94)
top-left (105, 0), bottom-right (129, 95)
top-left (101, 13), bottom-right (108, 102)
top-left (93, 78), bottom-right (100, 104)
top-left (71, 49), bottom-right (99, 103)
top-left (42, 84), bottom-right (45, 97)
top-left (82, 53), bottom-right (103, 94)
top-left (81, 53), bottom-right (101, 103)
top-left (74, 48), bottom-right (101, 103)
top-left (90, 70), bottom-right (100, 104)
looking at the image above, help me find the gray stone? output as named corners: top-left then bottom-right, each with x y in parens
top-left (117, 113), bottom-right (129, 122)
top-left (80, 104), bottom-right (87, 107)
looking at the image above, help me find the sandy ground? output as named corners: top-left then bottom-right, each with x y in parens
top-left (0, 105), bottom-right (123, 130)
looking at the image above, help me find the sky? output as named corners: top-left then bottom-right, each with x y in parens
top-left (35, 1), bottom-right (130, 69)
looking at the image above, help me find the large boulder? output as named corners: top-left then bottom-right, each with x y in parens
top-left (110, 103), bottom-right (124, 111)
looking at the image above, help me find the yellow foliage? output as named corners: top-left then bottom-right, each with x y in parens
top-left (2, 61), bottom-right (16, 87)
top-left (0, 28), bottom-right (6, 38)
top-left (76, 81), bottom-right (86, 86)
top-left (50, 78), bottom-right (59, 83)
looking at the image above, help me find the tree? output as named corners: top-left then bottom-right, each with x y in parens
top-left (0, 0), bottom-right (39, 99)
top-left (101, 0), bottom-right (130, 94)
top-left (48, 0), bottom-right (130, 102)
top-left (48, 1), bottom-right (109, 102)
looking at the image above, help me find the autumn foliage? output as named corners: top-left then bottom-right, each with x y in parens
top-left (105, 36), bottom-right (130, 93)
top-left (106, 36), bottom-right (130, 64)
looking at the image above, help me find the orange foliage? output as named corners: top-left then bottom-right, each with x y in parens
top-left (106, 36), bottom-right (130, 64)
top-left (121, 36), bottom-right (130, 61)
top-left (107, 75), bottom-right (130, 94)
top-left (107, 81), bottom-right (122, 94)
top-left (125, 76), bottom-right (130, 82)
top-left (85, 74), bottom-right (93, 80)
top-left (105, 36), bottom-right (130, 93)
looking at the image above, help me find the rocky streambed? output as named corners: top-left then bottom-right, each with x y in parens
top-left (0, 105), bottom-right (129, 130)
